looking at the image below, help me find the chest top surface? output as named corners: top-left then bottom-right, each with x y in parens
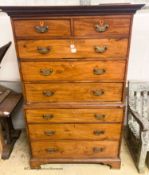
top-left (0, 4), bottom-right (144, 17)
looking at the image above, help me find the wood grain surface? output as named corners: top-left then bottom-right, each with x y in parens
top-left (26, 108), bottom-right (123, 123)
top-left (31, 140), bottom-right (119, 158)
top-left (74, 16), bottom-right (131, 37)
top-left (24, 82), bottom-right (123, 103)
top-left (28, 123), bottom-right (121, 140)
top-left (21, 60), bottom-right (126, 82)
top-left (17, 39), bottom-right (128, 59)
top-left (13, 19), bottom-right (71, 38)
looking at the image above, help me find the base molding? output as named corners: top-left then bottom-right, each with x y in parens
top-left (30, 158), bottom-right (121, 169)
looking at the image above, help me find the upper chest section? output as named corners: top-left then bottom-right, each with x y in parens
top-left (12, 15), bottom-right (132, 39)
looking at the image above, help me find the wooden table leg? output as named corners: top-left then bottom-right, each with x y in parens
top-left (0, 117), bottom-right (21, 159)
top-left (0, 91), bottom-right (22, 159)
top-left (0, 120), bottom-right (5, 155)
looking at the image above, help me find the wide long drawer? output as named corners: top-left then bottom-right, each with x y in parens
top-left (74, 16), bottom-right (131, 37)
top-left (13, 19), bottom-right (71, 38)
top-left (26, 108), bottom-right (124, 123)
top-left (24, 83), bottom-right (123, 103)
top-left (28, 123), bottom-right (121, 140)
top-left (21, 60), bottom-right (126, 82)
top-left (17, 39), bottom-right (128, 59)
top-left (31, 140), bottom-right (119, 158)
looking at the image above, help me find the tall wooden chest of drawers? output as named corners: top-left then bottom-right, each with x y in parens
top-left (1, 4), bottom-right (143, 169)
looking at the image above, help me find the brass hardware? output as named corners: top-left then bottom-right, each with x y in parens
top-left (40, 68), bottom-right (53, 76)
top-left (45, 148), bottom-right (58, 153)
top-left (34, 21), bottom-right (49, 33)
top-left (43, 114), bottom-right (54, 120)
top-left (37, 47), bottom-right (50, 54)
top-left (92, 90), bottom-right (104, 96)
top-left (93, 68), bottom-right (105, 75)
top-left (42, 90), bottom-right (54, 97)
top-left (93, 130), bottom-right (105, 135)
top-left (44, 130), bottom-right (55, 136)
top-left (95, 46), bottom-right (107, 53)
top-left (95, 23), bottom-right (109, 33)
top-left (95, 19), bottom-right (109, 33)
top-left (94, 114), bottom-right (105, 120)
top-left (35, 25), bottom-right (48, 33)
top-left (93, 147), bottom-right (104, 153)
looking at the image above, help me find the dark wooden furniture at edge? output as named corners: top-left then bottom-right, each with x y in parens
top-left (0, 42), bottom-right (22, 159)
top-left (0, 90), bottom-right (22, 159)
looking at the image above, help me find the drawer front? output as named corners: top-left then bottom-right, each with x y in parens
top-left (25, 83), bottom-right (123, 103)
top-left (31, 140), bottom-right (119, 158)
top-left (21, 60), bottom-right (126, 82)
top-left (74, 16), bottom-right (131, 37)
top-left (26, 108), bottom-right (124, 123)
top-left (17, 39), bottom-right (128, 59)
top-left (29, 124), bottom-right (121, 140)
top-left (13, 19), bottom-right (71, 38)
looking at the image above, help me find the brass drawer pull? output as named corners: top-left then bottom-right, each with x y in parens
top-left (93, 68), bottom-right (105, 75)
top-left (37, 46), bottom-right (50, 54)
top-left (34, 21), bottom-right (49, 33)
top-left (95, 23), bottom-right (109, 33)
top-left (43, 90), bottom-right (54, 97)
top-left (93, 130), bottom-right (105, 135)
top-left (45, 148), bottom-right (58, 153)
top-left (95, 46), bottom-right (107, 53)
top-left (94, 114), bottom-right (105, 120)
top-left (35, 25), bottom-right (49, 33)
top-left (40, 68), bottom-right (53, 76)
top-left (92, 90), bottom-right (104, 96)
top-left (43, 114), bottom-right (54, 120)
top-left (44, 130), bottom-right (55, 136)
top-left (93, 147), bottom-right (104, 153)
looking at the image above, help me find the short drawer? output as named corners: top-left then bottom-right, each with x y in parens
top-left (13, 19), bottom-right (71, 38)
top-left (24, 83), bottom-right (123, 103)
top-left (21, 60), bottom-right (126, 82)
top-left (74, 16), bottom-right (131, 37)
top-left (31, 140), bottom-right (119, 159)
top-left (17, 39), bottom-right (128, 59)
top-left (28, 124), bottom-right (121, 140)
top-left (26, 108), bottom-right (124, 123)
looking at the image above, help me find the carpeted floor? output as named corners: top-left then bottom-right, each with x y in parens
top-left (0, 130), bottom-right (149, 175)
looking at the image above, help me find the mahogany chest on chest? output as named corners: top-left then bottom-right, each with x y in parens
top-left (0, 4), bottom-right (143, 169)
